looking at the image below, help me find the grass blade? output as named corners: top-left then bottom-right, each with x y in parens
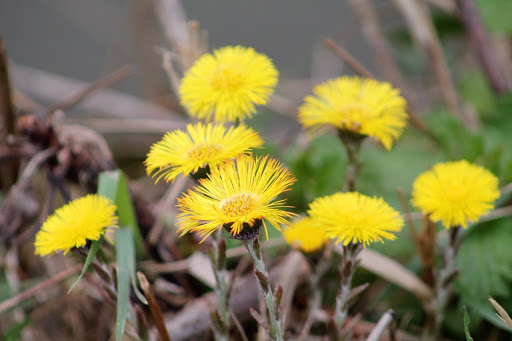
top-left (98, 170), bottom-right (148, 340)
top-left (463, 306), bottom-right (474, 341)
top-left (115, 226), bottom-right (132, 341)
top-left (67, 237), bottom-right (102, 293)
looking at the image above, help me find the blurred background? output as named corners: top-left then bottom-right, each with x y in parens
top-left (0, 0), bottom-right (406, 166)
top-left (2, 0), bottom-right (512, 340)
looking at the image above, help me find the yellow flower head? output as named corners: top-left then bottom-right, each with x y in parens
top-left (144, 122), bottom-right (263, 183)
top-left (412, 160), bottom-right (500, 228)
top-left (307, 192), bottom-right (403, 246)
top-left (179, 45), bottom-right (279, 122)
top-left (34, 194), bottom-right (118, 256)
top-left (282, 217), bottom-right (328, 253)
top-left (177, 154), bottom-right (296, 241)
top-left (298, 76), bottom-right (407, 150)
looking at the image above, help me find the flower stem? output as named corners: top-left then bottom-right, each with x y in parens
top-left (423, 226), bottom-right (461, 340)
top-left (338, 131), bottom-right (365, 192)
top-left (243, 237), bottom-right (284, 341)
top-left (210, 229), bottom-right (230, 341)
top-left (299, 242), bottom-right (334, 340)
top-left (334, 243), bottom-right (362, 336)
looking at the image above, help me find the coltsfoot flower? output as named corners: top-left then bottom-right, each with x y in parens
top-left (282, 217), bottom-right (328, 253)
top-left (298, 76), bottom-right (407, 150)
top-left (144, 122), bottom-right (263, 183)
top-left (307, 192), bottom-right (403, 246)
top-left (179, 45), bottom-right (279, 122)
top-left (177, 154), bottom-right (296, 241)
top-left (412, 160), bottom-right (499, 228)
top-left (34, 194), bottom-right (118, 256)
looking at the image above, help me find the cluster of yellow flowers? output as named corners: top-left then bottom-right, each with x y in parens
top-left (34, 44), bottom-right (500, 261)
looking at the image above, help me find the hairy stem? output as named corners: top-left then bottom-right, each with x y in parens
top-left (243, 237), bottom-right (284, 341)
top-left (210, 229), bottom-right (230, 341)
top-left (424, 226), bottom-right (461, 340)
top-left (334, 243), bottom-right (362, 337)
top-left (299, 243), bottom-right (334, 340)
top-left (338, 131), bottom-right (365, 192)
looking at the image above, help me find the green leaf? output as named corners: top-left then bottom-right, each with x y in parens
top-left (1, 318), bottom-right (31, 341)
top-left (475, 0), bottom-right (512, 33)
top-left (459, 71), bottom-right (497, 120)
top-left (68, 237), bottom-right (102, 293)
top-left (98, 170), bottom-right (148, 341)
top-left (457, 219), bottom-right (512, 304)
top-left (463, 296), bottom-right (512, 332)
top-left (285, 134), bottom-right (346, 212)
top-left (425, 109), bottom-right (484, 161)
top-left (463, 307), bottom-right (474, 341)
top-left (115, 226), bottom-right (132, 341)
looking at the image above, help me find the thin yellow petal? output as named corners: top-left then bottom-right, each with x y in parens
top-left (144, 122), bottom-right (263, 183)
top-left (177, 154), bottom-right (296, 240)
top-left (298, 76), bottom-right (407, 150)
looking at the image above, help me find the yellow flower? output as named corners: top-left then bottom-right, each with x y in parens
top-left (34, 194), bottom-right (118, 256)
top-left (298, 76), bottom-right (407, 150)
top-left (144, 122), bottom-right (263, 183)
top-left (177, 154), bottom-right (296, 240)
top-left (412, 160), bottom-right (499, 228)
top-left (282, 217), bottom-right (328, 253)
top-left (179, 45), bottom-right (278, 122)
top-left (307, 192), bottom-right (403, 246)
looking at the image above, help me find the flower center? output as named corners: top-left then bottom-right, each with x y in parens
top-left (187, 144), bottom-right (223, 160)
top-left (211, 67), bottom-right (244, 91)
top-left (221, 194), bottom-right (256, 217)
top-left (444, 183), bottom-right (470, 203)
top-left (339, 103), bottom-right (371, 132)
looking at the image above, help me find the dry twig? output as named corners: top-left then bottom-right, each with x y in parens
top-left (0, 264), bottom-right (82, 314)
top-left (0, 38), bottom-right (18, 190)
top-left (138, 272), bottom-right (173, 341)
top-left (45, 65), bottom-right (134, 117)
top-left (366, 310), bottom-right (396, 341)
top-left (391, 0), bottom-right (466, 124)
top-left (455, 0), bottom-right (510, 94)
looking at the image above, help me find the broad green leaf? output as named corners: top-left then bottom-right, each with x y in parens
top-left (285, 134), bottom-right (346, 212)
top-left (457, 219), bottom-right (512, 304)
top-left (466, 296), bottom-right (512, 332)
top-left (463, 307), bottom-right (474, 341)
top-left (425, 109), bottom-right (484, 161)
top-left (475, 0), bottom-right (512, 33)
top-left (459, 72), bottom-right (497, 120)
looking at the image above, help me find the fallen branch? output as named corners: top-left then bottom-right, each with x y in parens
top-left (0, 264), bottom-right (82, 314)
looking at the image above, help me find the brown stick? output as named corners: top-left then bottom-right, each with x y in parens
top-left (45, 65), bottom-right (134, 117)
top-left (455, 0), bottom-right (510, 94)
top-left (347, 0), bottom-right (404, 88)
top-left (138, 272), bottom-right (173, 341)
top-left (12, 64), bottom-right (177, 119)
top-left (0, 264), bottom-right (82, 314)
top-left (392, 0), bottom-right (466, 124)
top-left (0, 39), bottom-right (15, 139)
top-left (324, 38), bottom-right (373, 78)
top-left (0, 38), bottom-right (18, 190)
top-left (397, 188), bottom-right (418, 246)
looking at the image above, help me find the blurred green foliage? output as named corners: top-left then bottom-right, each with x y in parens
top-left (475, 0), bottom-right (512, 33)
